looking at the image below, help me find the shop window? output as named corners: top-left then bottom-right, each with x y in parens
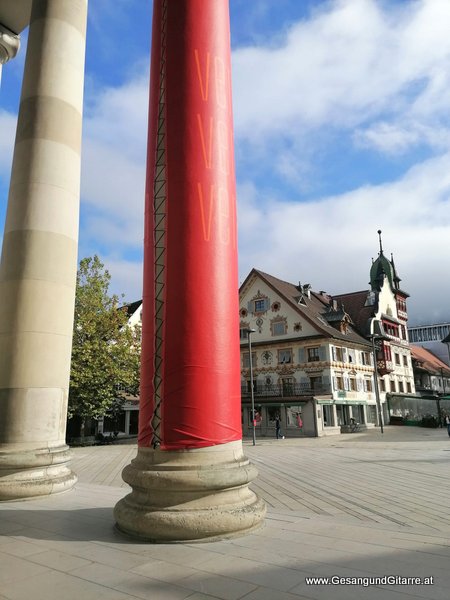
top-left (268, 406), bottom-right (282, 423)
top-left (323, 405), bottom-right (334, 427)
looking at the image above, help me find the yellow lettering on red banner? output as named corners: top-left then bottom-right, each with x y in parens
top-left (197, 114), bottom-right (213, 169)
top-left (197, 182), bottom-right (215, 241)
top-left (194, 49), bottom-right (210, 102)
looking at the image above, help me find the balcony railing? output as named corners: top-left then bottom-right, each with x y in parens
top-left (241, 383), bottom-right (332, 398)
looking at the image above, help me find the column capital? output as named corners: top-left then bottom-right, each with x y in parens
top-left (0, 23), bottom-right (20, 65)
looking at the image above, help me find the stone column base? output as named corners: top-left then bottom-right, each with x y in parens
top-left (0, 445), bottom-right (77, 501)
top-left (114, 440), bottom-right (266, 542)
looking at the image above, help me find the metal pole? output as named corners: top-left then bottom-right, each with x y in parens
top-left (248, 330), bottom-right (256, 446)
top-left (371, 336), bottom-right (384, 434)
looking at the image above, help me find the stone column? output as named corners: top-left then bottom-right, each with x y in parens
top-left (0, 0), bottom-right (88, 500)
top-left (114, 0), bottom-right (266, 542)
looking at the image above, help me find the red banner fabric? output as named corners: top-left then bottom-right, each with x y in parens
top-left (138, 0), bottom-right (242, 450)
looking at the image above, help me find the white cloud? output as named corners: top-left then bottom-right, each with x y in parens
top-left (80, 72), bottom-right (149, 253)
top-left (3, 0), bottom-right (450, 326)
top-left (237, 153), bottom-right (450, 324)
top-left (232, 0), bottom-right (450, 154)
top-left (102, 256), bottom-right (143, 303)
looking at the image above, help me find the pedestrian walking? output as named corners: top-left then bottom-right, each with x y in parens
top-left (275, 414), bottom-right (284, 439)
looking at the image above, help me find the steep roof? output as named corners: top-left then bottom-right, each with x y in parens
top-left (122, 300), bottom-right (142, 318)
top-left (241, 269), bottom-right (371, 347)
top-left (332, 290), bottom-right (375, 337)
top-left (410, 345), bottom-right (450, 376)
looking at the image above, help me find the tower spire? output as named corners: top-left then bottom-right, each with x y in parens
top-left (377, 229), bottom-right (383, 255)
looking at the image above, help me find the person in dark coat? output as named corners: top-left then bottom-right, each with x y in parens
top-left (275, 414), bottom-right (284, 439)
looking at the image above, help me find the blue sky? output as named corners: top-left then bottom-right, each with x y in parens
top-left (2, 0), bottom-right (450, 326)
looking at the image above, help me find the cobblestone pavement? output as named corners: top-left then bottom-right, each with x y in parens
top-left (1, 426), bottom-right (449, 600)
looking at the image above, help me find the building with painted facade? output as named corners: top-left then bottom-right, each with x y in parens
top-left (239, 269), bottom-right (378, 438)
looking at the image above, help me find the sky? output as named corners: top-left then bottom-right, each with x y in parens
top-left (1, 0), bottom-right (450, 327)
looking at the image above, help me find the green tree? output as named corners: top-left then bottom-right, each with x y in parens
top-left (68, 256), bottom-right (140, 436)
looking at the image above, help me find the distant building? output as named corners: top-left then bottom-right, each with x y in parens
top-left (410, 345), bottom-right (450, 397)
top-left (408, 323), bottom-right (450, 366)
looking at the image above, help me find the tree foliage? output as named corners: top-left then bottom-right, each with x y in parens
top-left (68, 256), bottom-right (140, 422)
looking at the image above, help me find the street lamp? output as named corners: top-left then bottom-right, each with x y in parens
top-left (245, 328), bottom-right (257, 446)
top-left (369, 319), bottom-right (386, 434)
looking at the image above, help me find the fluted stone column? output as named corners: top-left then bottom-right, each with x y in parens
top-left (0, 0), bottom-right (88, 500)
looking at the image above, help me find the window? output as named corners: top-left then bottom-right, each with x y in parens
top-left (364, 379), bottom-right (373, 392)
top-left (367, 405), bottom-right (377, 424)
top-left (349, 378), bottom-right (357, 391)
top-left (361, 351), bottom-right (372, 366)
top-left (323, 405), bottom-right (334, 427)
top-left (272, 320), bottom-right (287, 336)
top-left (384, 322), bottom-right (400, 338)
top-left (254, 299), bottom-right (266, 313)
top-left (278, 349), bottom-right (292, 364)
top-left (332, 346), bottom-right (344, 362)
top-left (240, 327), bottom-right (249, 340)
top-left (307, 347), bottom-right (320, 362)
top-left (242, 352), bottom-right (256, 368)
top-left (406, 381), bottom-right (412, 393)
top-left (403, 355), bottom-right (408, 367)
top-left (395, 353), bottom-right (400, 366)
top-left (335, 376), bottom-right (344, 390)
top-left (399, 381), bottom-right (404, 393)
top-left (380, 379), bottom-right (386, 392)
top-left (281, 377), bottom-right (295, 396)
top-left (268, 406), bottom-right (282, 423)
top-left (310, 376), bottom-right (322, 391)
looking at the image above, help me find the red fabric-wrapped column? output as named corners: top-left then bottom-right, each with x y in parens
top-left (139, 0), bottom-right (241, 450)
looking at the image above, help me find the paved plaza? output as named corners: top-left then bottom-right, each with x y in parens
top-left (1, 426), bottom-right (450, 599)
